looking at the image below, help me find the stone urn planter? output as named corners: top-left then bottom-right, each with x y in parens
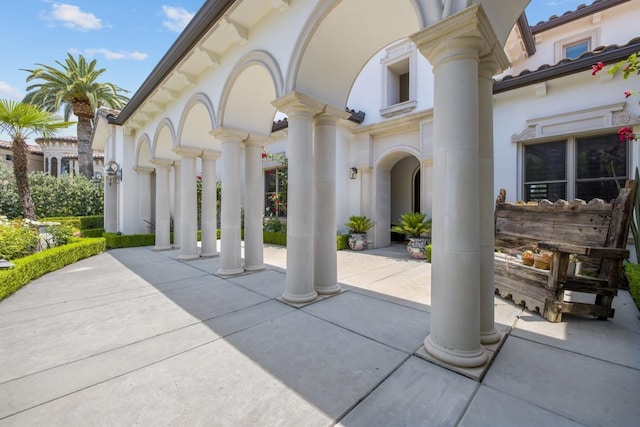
top-left (407, 237), bottom-right (429, 259)
top-left (348, 233), bottom-right (368, 251)
top-left (391, 212), bottom-right (432, 260)
top-left (344, 215), bottom-right (373, 251)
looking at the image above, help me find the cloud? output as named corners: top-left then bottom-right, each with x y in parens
top-left (0, 82), bottom-right (24, 100)
top-left (47, 3), bottom-right (102, 31)
top-left (73, 48), bottom-right (148, 61)
top-left (162, 5), bottom-right (194, 33)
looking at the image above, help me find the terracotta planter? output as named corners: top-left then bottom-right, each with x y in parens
top-left (348, 233), bottom-right (367, 251)
top-left (407, 237), bottom-right (429, 259)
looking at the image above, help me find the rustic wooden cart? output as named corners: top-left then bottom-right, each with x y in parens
top-left (493, 181), bottom-right (637, 322)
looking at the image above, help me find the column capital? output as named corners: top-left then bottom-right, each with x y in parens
top-left (173, 146), bottom-right (203, 158)
top-left (134, 166), bottom-right (154, 175)
top-left (150, 158), bottom-right (174, 168)
top-left (272, 91), bottom-right (325, 118)
top-left (410, 4), bottom-right (500, 65)
top-left (479, 44), bottom-right (510, 79)
top-left (245, 133), bottom-right (272, 148)
top-left (201, 149), bottom-right (221, 160)
top-left (315, 104), bottom-right (351, 125)
top-left (210, 127), bottom-right (249, 142)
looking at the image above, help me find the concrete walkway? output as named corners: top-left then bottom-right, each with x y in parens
top-left (0, 244), bottom-right (638, 426)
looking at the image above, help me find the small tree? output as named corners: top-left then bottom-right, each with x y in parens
top-left (0, 100), bottom-right (72, 220)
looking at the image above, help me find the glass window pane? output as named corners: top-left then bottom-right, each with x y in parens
top-left (576, 134), bottom-right (626, 179)
top-left (525, 141), bottom-right (566, 182)
top-left (525, 182), bottom-right (566, 202)
top-left (564, 41), bottom-right (589, 59)
top-left (576, 179), bottom-right (626, 203)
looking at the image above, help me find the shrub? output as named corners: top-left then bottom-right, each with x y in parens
top-left (0, 237), bottom-right (106, 300)
top-left (624, 262), bottom-right (640, 310)
top-left (44, 223), bottom-right (74, 247)
top-left (0, 218), bottom-right (40, 260)
top-left (81, 228), bottom-right (105, 238)
top-left (264, 215), bottom-right (285, 233)
top-left (80, 215), bottom-right (104, 230)
top-left (391, 212), bottom-right (432, 238)
top-left (104, 232), bottom-right (156, 249)
top-left (0, 164), bottom-right (103, 219)
top-left (345, 215), bottom-right (373, 234)
top-left (337, 234), bottom-right (349, 250)
top-left (264, 231), bottom-right (287, 246)
top-left (40, 216), bottom-right (81, 229)
top-left (425, 244), bottom-right (432, 262)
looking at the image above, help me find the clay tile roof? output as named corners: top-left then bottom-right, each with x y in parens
top-left (494, 37), bottom-right (640, 94)
top-left (0, 140), bottom-right (43, 154)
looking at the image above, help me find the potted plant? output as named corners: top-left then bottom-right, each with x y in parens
top-left (391, 212), bottom-right (432, 259)
top-left (534, 250), bottom-right (552, 270)
top-left (345, 215), bottom-right (373, 251)
top-left (522, 250), bottom-right (535, 266)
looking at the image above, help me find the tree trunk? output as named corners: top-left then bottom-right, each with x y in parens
top-left (12, 136), bottom-right (36, 220)
top-left (76, 111), bottom-right (95, 179)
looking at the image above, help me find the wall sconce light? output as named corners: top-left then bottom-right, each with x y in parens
top-left (104, 161), bottom-right (122, 185)
top-left (350, 167), bottom-right (358, 179)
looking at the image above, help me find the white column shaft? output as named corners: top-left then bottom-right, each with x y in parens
top-left (283, 108), bottom-right (317, 302)
top-left (137, 170), bottom-right (152, 234)
top-left (172, 162), bottom-right (181, 249)
top-left (218, 139), bottom-right (243, 275)
top-left (425, 40), bottom-right (486, 368)
top-left (201, 154), bottom-right (218, 257)
top-left (314, 114), bottom-right (340, 294)
top-left (154, 165), bottom-right (171, 250)
top-left (179, 155), bottom-right (198, 260)
top-left (479, 58), bottom-right (501, 344)
top-left (244, 142), bottom-right (265, 271)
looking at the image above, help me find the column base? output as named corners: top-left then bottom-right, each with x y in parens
top-left (216, 267), bottom-right (244, 277)
top-left (282, 290), bottom-right (318, 304)
top-left (200, 251), bottom-right (219, 258)
top-left (154, 245), bottom-right (172, 251)
top-left (423, 334), bottom-right (488, 368)
top-left (178, 253), bottom-right (199, 260)
top-left (480, 327), bottom-right (502, 345)
top-left (316, 283), bottom-right (341, 295)
top-left (244, 263), bottom-right (265, 272)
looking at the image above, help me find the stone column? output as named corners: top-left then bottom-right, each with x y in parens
top-left (244, 137), bottom-right (267, 271)
top-left (272, 92), bottom-right (324, 303)
top-left (201, 150), bottom-right (220, 257)
top-left (151, 159), bottom-right (173, 250)
top-left (212, 128), bottom-right (247, 276)
top-left (172, 161), bottom-right (181, 249)
top-left (411, 4), bottom-right (500, 368)
top-left (314, 108), bottom-right (348, 295)
top-left (478, 50), bottom-right (509, 344)
top-left (135, 166), bottom-right (154, 234)
top-left (175, 147), bottom-right (201, 260)
top-left (103, 169), bottom-right (118, 233)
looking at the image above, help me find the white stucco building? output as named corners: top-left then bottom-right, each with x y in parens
top-left (92, 0), bottom-right (640, 371)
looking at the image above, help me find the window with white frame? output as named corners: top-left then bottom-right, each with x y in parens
top-left (523, 133), bottom-right (628, 202)
top-left (554, 29), bottom-right (599, 62)
top-left (380, 39), bottom-right (417, 118)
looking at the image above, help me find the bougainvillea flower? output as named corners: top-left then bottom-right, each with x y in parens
top-left (618, 127), bottom-right (636, 141)
top-left (591, 61), bottom-right (605, 75)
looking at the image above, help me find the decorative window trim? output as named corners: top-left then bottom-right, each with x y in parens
top-left (380, 39), bottom-right (417, 118)
top-left (512, 103), bottom-right (639, 143)
top-left (554, 28), bottom-right (600, 62)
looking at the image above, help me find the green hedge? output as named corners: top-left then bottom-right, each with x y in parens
top-left (80, 215), bottom-right (104, 230)
top-left (0, 237), bottom-right (106, 300)
top-left (337, 234), bottom-right (349, 250)
top-left (40, 216), bottom-right (81, 229)
top-left (264, 231), bottom-right (287, 246)
top-left (81, 228), bottom-right (105, 238)
top-left (104, 233), bottom-right (156, 249)
top-left (425, 244), bottom-right (432, 262)
top-left (624, 263), bottom-right (640, 310)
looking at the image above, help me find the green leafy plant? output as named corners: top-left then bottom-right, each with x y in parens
top-left (0, 217), bottom-right (40, 260)
top-left (391, 212), bottom-right (431, 238)
top-left (344, 215), bottom-right (373, 234)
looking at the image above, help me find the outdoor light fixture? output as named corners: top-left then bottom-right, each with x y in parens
top-left (104, 161), bottom-right (122, 185)
top-left (350, 167), bottom-right (358, 179)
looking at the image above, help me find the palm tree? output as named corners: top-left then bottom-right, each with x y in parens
top-left (22, 53), bottom-right (129, 179)
top-left (0, 100), bottom-right (72, 220)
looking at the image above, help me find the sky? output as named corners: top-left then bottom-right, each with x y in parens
top-left (0, 0), bottom-right (590, 141)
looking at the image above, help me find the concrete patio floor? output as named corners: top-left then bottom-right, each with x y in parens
top-left (0, 243), bottom-right (639, 426)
